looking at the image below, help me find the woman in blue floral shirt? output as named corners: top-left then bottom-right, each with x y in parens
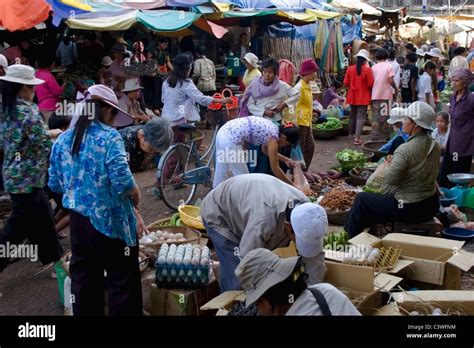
top-left (0, 65), bottom-right (63, 273)
top-left (48, 84), bottom-right (144, 316)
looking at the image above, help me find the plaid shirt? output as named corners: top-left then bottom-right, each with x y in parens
top-left (192, 57), bottom-right (216, 93)
top-left (3, 98), bottom-right (52, 194)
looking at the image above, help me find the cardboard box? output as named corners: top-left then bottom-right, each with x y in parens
top-left (200, 290), bottom-right (246, 316)
top-left (149, 281), bottom-right (219, 316)
top-left (349, 233), bottom-right (474, 288)
top-left (395, 290), bottom-right (474, 315)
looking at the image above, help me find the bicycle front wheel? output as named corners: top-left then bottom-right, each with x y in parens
top-left (157, 144), bottom-right (198, 211)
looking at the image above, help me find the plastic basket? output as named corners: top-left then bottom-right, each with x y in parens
top-left (178, 205), bottom-right (205, 230)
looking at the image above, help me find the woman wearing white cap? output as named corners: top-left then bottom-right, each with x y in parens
top-left (235, 248), bottom-right (360, 316)
top-left (345, 102), bottom-right (440, 237)
top-left (201, 173), bottom-right (327, 292)
top-left (48, 84), bottom-right (144, 315)
top-left (0, 64), bottom-right (63, 273)
top-left (241, 52), bottom-right (261, 89)
top-left (118, 79), bottom-right (150, 124)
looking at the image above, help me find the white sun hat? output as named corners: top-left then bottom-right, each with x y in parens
top-left (122, 78), bottom-right (144, 93)
top-left (355, 49), bottom-right (371, 61)
top-left (427, 47), bottom-right (444, 59)
top-left (0, 64), bottom-right (44, 85)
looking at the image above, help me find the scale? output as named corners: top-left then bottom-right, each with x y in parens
top-left (448, 173), bottom-right (474, 208)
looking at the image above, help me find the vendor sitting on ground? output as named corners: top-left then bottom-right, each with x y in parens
top-left (119, 118), bottom-right (173, 173)
top-left (213, 116), bottom-right (299, 188)
top-left (378, 107), bottom-right (410, 155)
top-left (322, 80), bottom-right (345, 109)
top-left (344, 101), bottom-right (440, 237)
top-left (201, 174), bottom-right (327, 292)
top-left (119, 79), bottom-right (151, 124)
top-left (235, 248), bottom-right (361, 316)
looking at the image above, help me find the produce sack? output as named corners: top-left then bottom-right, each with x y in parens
top-left (293, 163), bottom-right (311, 195)
top-left (365, 161), bottom-right (387, 193)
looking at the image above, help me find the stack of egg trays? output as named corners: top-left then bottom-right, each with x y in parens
top-left (154, 259), bottom-right (210, 290)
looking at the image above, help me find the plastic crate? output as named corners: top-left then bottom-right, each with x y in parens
top-left (155, 262), bottom-right (210, 290)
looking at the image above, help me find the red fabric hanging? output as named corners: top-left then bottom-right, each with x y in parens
top-left (0, 0), bottom-right (51, 31)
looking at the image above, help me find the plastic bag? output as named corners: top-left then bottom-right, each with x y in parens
top-left (365, 162), bottom-right (387, 193)
top-left (293, 163), bottom-right (311, 195)
top-left (290, 144), bottom-right (306, 167)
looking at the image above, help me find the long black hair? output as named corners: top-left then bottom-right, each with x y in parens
top-left (356, 56), bottom-right (366, 76)
top-left (71, 100), bottom-right (116, 156)
top-left (1, 81), bottom-right (24, 120)
top-left (167, 53), bottom-right (192, 88)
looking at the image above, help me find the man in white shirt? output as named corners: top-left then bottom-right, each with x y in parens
top-left (235, 248), bottom-right (361, 316)
top-left (389, 49), bottom-right (401, 98)
top-left (417, 61), bottom-right (436, 108)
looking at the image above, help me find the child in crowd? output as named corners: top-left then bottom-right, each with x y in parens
top-left (379, 107), bottom-right (409, 155)
top-left (417, 61), bottom-right (436, 109)
top-left (431, 111), bottom-right (450, 153)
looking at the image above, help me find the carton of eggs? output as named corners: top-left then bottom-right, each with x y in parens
top-left (140, 230), bottom-right (187, 245)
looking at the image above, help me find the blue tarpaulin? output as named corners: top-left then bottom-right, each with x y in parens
top-left (46, 0), bottom-right (90, 26)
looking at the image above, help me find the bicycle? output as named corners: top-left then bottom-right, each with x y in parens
top-left (156, 99), bottom-right (237, 211)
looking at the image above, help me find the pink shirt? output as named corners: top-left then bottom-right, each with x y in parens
top-left (371, 61), bottom-right (394, 100)
top-left (35, 69), bottom-right (65, 111)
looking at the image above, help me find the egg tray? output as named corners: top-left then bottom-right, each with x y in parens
top-left (344, 246), bottom-right (402, 270)
top-left (155, 263), bottom-right (211, 289)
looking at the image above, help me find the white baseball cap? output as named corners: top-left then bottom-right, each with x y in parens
top-left (403, 101), bottom-right (436, 131)
top-left (290, 203), bottom-right (328, 258)
top-left (0, 64), bottom-right (43, 85)
top-left (387, 107), bottom-right (405, 124)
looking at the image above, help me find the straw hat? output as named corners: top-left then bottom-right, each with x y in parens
top-left (116, 37), bottom-right (128, 45)
top-left (0, 64), bottom-right (44, 85)
top-left (122, 79), bottom-right (143, 93)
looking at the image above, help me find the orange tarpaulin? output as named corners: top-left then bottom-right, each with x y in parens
top-left (0, 0), bottom-right (51, 31)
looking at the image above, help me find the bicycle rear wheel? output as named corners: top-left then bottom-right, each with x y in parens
top-left (157, 144), bottom-right (199, 211)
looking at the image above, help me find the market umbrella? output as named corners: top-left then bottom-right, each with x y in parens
top-left (65, 9), bottom-right (228, 38)
top-left (0, 0), bottom-right (52, 31)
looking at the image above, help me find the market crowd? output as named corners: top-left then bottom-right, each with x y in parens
top-left (0, 29), bottom-right (473, 316)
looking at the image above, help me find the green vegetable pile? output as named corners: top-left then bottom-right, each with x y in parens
top-left (336, 149), bottom-right (367, 173)
top-left (313, 118), bottom-right (342, 130)
top-left (156, 213), bottom-right (184, 228)
top-left (440, 85), bottom-right (453, 103)
top-left (323, 231), bottom-right (350, 251)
